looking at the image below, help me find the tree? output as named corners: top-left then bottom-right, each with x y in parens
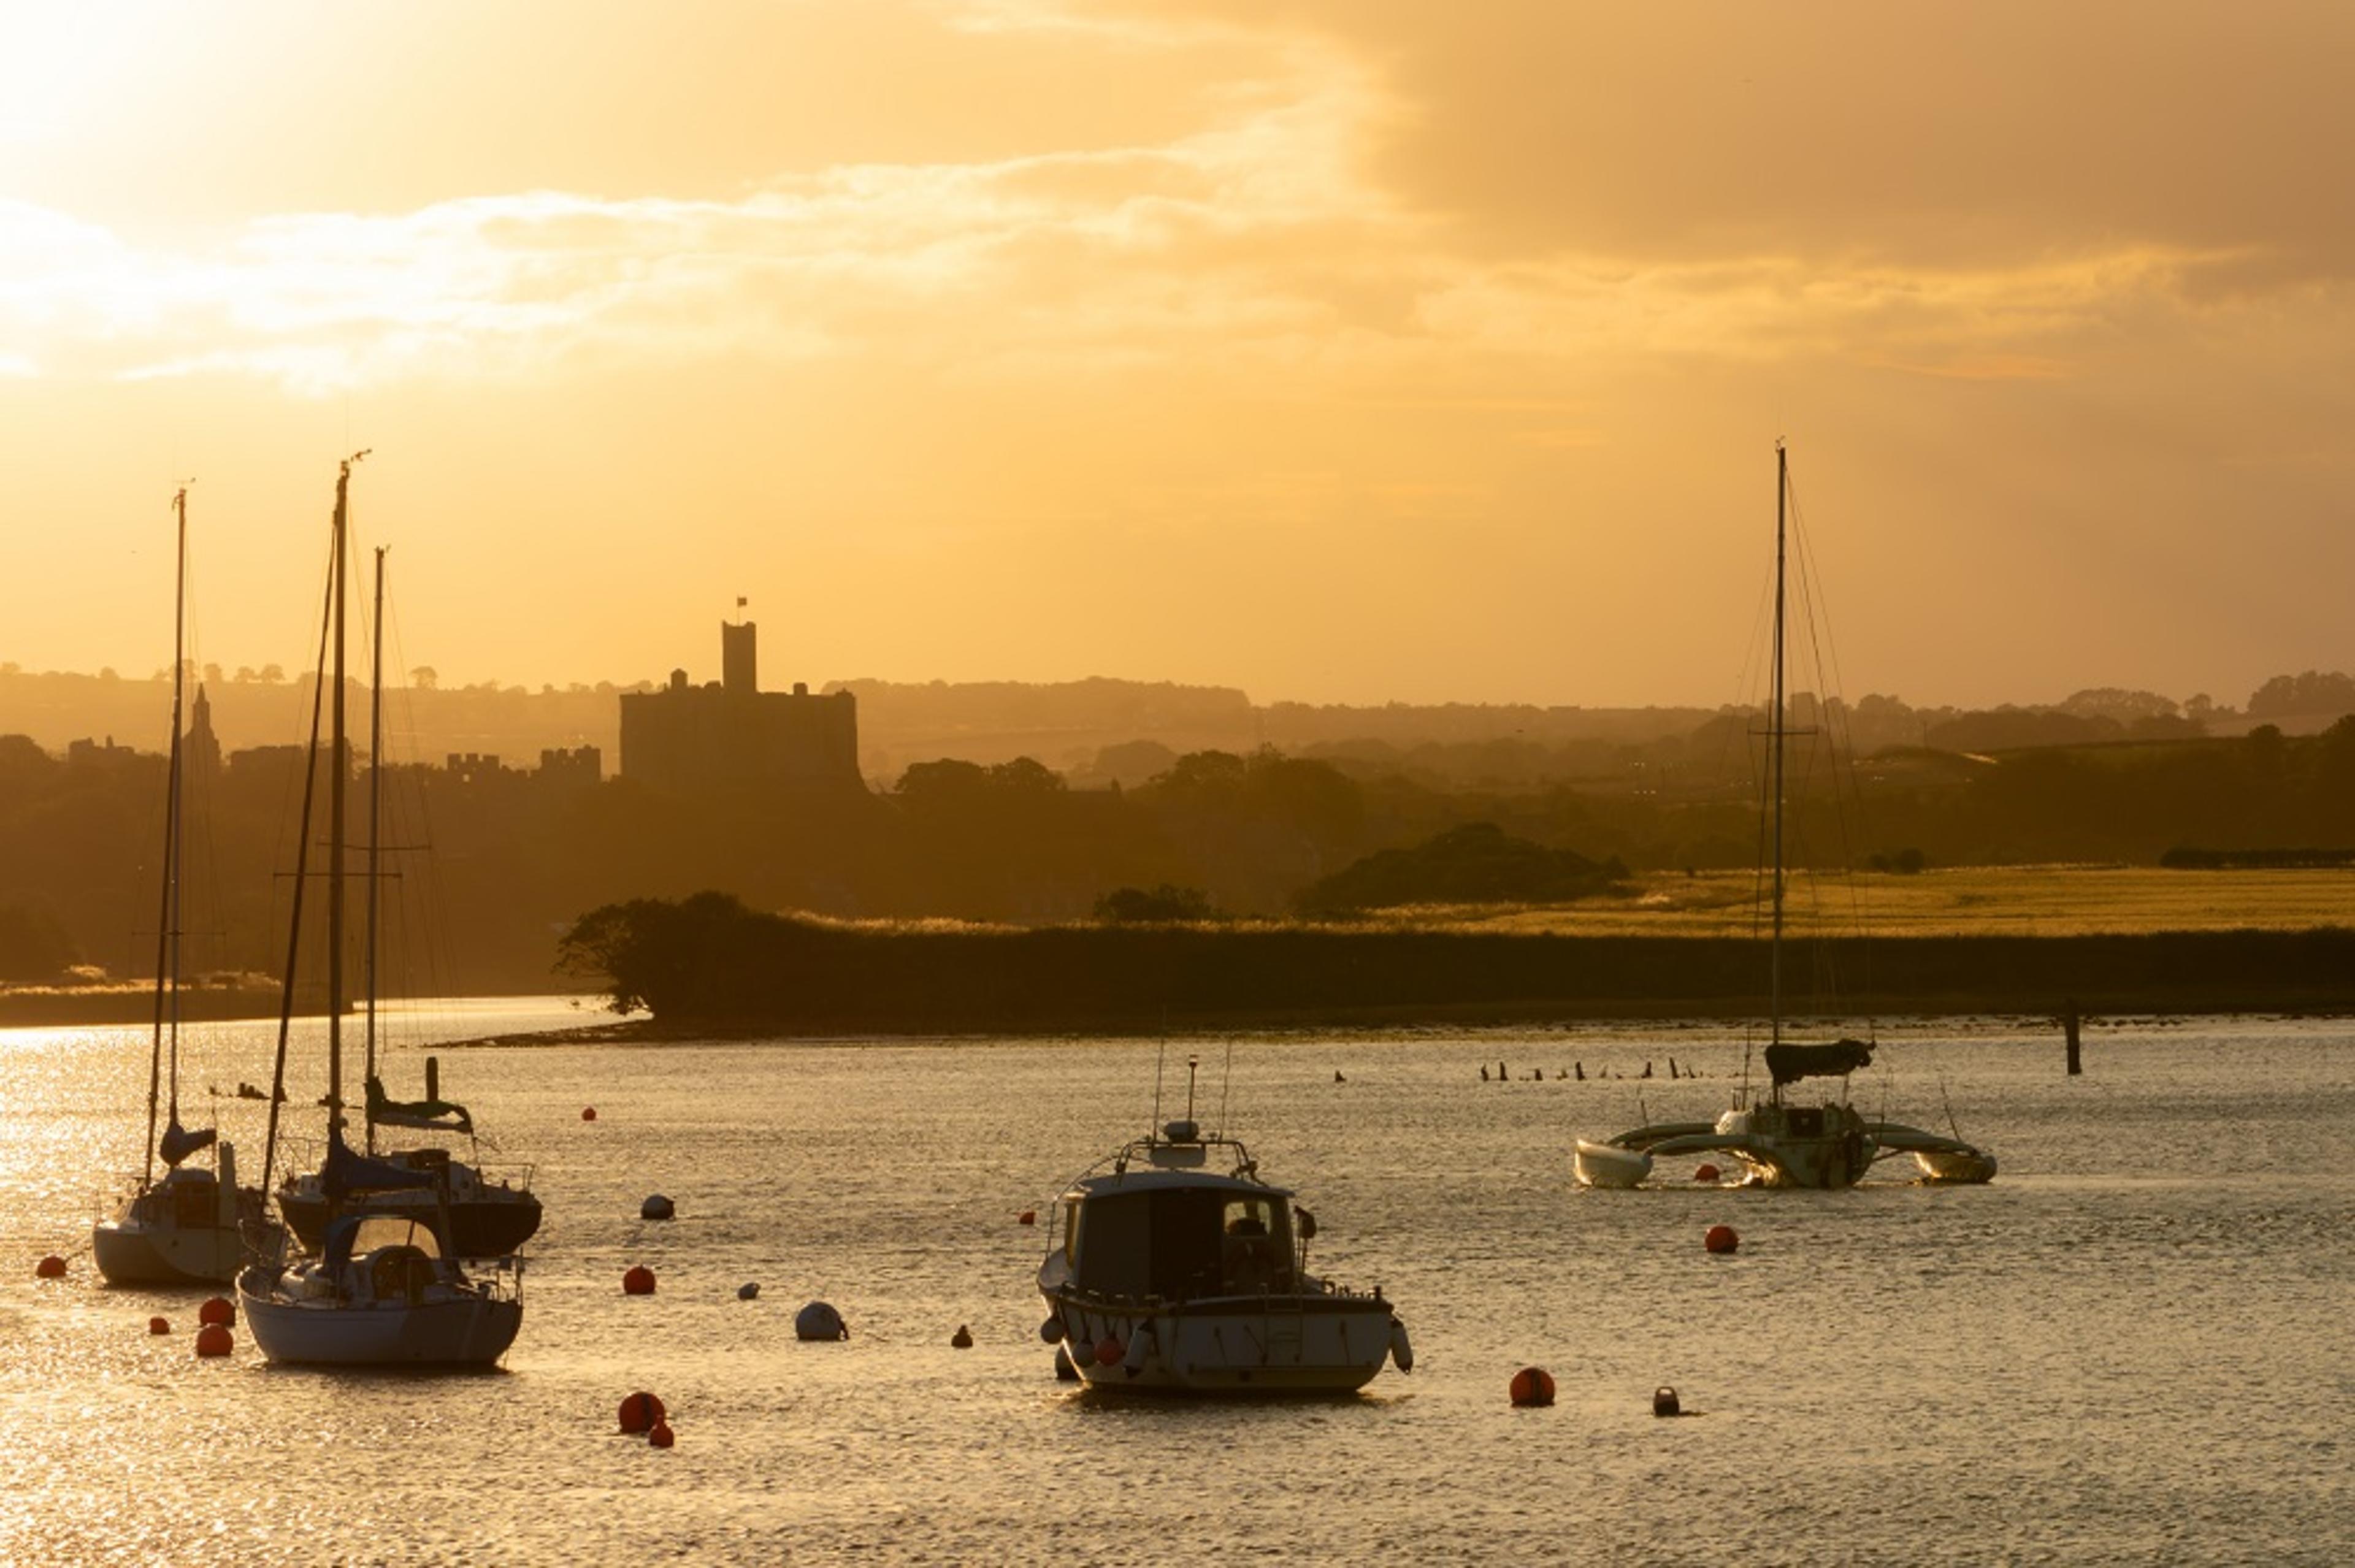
top-left (411, 666), bottom-right (438, 690)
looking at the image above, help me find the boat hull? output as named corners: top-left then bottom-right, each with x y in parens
top-left (1043, 1291), bottom-right (1401, 1394)
top-left (279, 1185), bottom-right (542, 1258)
top-left (238, 1267), bottom-right (522, 1366)
top-left (93, 1215), bottom-right (244, 1287)
top-left (1572, 1139), bottom-right (1653, 1189)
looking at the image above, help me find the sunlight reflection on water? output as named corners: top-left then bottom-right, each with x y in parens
top-left (3, 1006), bottom-right (2351, 1564)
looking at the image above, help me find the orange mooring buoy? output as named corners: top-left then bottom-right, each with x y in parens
top-left (148, 1317), bottom-right (171, 1336)
top-left (1693, 1163), bottom-right (1721, 1184)
top-left (1509, 1366), bottom-right (1556, 1407)
top-left (34, 1254), bottom-right (66, 1279)
top-left (582, 1107), bottom-right (598, 1122)
top-left (1704, 1223), bottom-right (1740, 1255)
top-left (648, 1420), bottom-right (676, 1449)
top-left (195, 1323), bottom-right (233, 1358)
top-left (619, 1391), bottom-right (667, 1434)
top-left (622, 1265), bottom-right (657, 1295)
top-left (199, 1296), bottom-right (236, 1327)
top-left (1016, 1210), bottom-right (1036, 1226)
top-left (1093, 1335), bottom-right (1125, 1367)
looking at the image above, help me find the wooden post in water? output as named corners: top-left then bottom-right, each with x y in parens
top-left (2064, 997), bottom-right (2083, 1076)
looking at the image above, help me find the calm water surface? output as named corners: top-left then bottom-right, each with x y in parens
top-left (2, 1003), bottom-right (2350, 1566)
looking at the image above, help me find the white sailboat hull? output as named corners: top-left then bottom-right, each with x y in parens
top-left (1573, 1139), bottom-right (1653, 1189)
top-left (239, 1268), bottom-right (521, 1367)
top-left (93, 1215), bottom-right (243, 1287)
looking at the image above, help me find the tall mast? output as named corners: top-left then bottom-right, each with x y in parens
top-left (1769, 440), bottom-right (1788, 1064)
top-left (142, 486), bottom-right (190, 1188)
top-left (326, 451), bottom-right (366, 1134)
top-left (364, 545), bottom-right (386, 1152)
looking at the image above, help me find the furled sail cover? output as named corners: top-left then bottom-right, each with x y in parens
top-left (1764, 1038), bottom-right (1875, 1087)
top-left (158, 1117), bottom-right (218, 1167)
top-left (365, 1075), bottom-right (473, 1135)
top-left (321, 1127), bottom-right (437, 1203)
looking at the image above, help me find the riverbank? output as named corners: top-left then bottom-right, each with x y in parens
top-left (557, 898), bottom-right (2355, 1036)
top-left (0, 981), bottom-right (288, 1029)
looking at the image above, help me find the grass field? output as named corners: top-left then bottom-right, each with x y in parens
top-left (1368, 865), bottom-right (2355, 939)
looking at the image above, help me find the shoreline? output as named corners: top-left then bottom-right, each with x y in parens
top-left (446, 990), bottom-right (2355, 1049)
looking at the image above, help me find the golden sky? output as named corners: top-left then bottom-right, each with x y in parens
top-left (2, 0), bottom-right (2347, 709)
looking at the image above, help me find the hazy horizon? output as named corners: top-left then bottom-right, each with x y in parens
top-left (4, 2), bottom-right (2348, 711)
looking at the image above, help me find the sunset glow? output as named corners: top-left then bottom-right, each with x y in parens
top-left (2, 0), bottom-right (2347, 706)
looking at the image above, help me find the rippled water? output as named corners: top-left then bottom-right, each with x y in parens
top-left (3, 1004), bottom-right (2351, 1566)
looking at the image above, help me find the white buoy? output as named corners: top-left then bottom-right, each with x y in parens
top-left (1388, 1318), bottom-right (1415, 1374)
top-left (1122, 1323), bottom-right (1154, 1377)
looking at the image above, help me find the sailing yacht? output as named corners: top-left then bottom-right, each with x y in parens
top-left (272, 544), bottom-right (542, 1260)
top-left (239, 455), bottom-right (523, 1366)
top-left (93, 487), bottom-right (272, 1286)
top-left (1573, 444), bottom-right (1996, 1190)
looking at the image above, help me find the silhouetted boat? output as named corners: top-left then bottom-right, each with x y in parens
top-left (1574, 445), bottom-right (1995, 1190)
top-left (272, 539), bottom-right (540, 1258)
top-left (1038, 1059), bottom-right (1411, 1393)
top-left (93, 487), bottom-right (274, 1286)
top-left (240, 454), bottom-right (522, 1367)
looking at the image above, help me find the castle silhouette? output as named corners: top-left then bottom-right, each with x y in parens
top-left (619, 619), bottom-right (860, 798)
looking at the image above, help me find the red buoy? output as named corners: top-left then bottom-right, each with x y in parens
top-left (34, 1254), bottom-right (66, 1279)
top-left (1704, 1223), bottom-right (1740, 1255)
top-left (1693, 1163), bottom-right (1721, 1184)
top-left (199, 1296), bottom-right (236, 1327)
top-left (648, 1420), bottom-right (676, 1449)
top-left (195, 1323), bottom-right (233, 1358)
top-left (582, 1107), bottom-right (598, 1122)
top-left (148, 1317), bottom-right (171, 1336)
top-left (622, 1265), bottom-right (657, 1296)
top-left (1509, 1366), bottom-right (1556, 1407)
top-left (1093, 1335), bottom-right (1125, 1367)
top-left (618, 1391), bottom-right (667, 1434)
top-left (1017, 1210), bottom-right (1036, 1226)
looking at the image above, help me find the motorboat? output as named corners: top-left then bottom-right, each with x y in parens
top-left (1038, 1111), bottom-right (1411, 1394)
top-left (1574, 445), bottom-right (1996, 1190)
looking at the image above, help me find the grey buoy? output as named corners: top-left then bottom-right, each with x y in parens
top-left (795, 1301), bottom-right (849, 1341)
top-left (737, 1282), bottom-right (760, 1301)
top-left (1653, 1386), bottom-right (1681, 1417)
top-left (641, 1194), bottom-right (675, 1221)
top-left (1054, 1345), bottom-right (1079, 1381)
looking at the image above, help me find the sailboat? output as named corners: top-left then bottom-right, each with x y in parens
top-left (93, 486), bottom-right (273, 1286)
top-left (1573, 444), bottom-right (1996, 1190)
top-left (270, 544), bottom-right (542, 1259)
top-left (239, 454), bottom-right (523, 1366)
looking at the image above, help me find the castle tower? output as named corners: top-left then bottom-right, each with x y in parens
top-left (186, 683), bottom-right (223, 778)
top-left (722, 619), bottom-right (757, 696)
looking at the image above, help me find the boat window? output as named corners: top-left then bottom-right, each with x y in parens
top-left (344, 1215), bottom-right (442, 1260)
top-left (1220, 1197), bottom-right (1290, 1295)
top-left (1062, 1199), bottom-right (1082, 1267)
top-left (1071, 1192), bottom-right (1153, 1296)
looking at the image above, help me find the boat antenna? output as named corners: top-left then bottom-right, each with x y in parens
top-left (1216, 1033), bottom-right (1235, 1137)
top-left (1185, 1053), bottom-right (1200, 1127)
top-left (1151, 1023), bottom-right (1168, 1138)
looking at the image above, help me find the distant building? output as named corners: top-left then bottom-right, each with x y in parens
top-left (537, 746), bottom-right (602, 788)
top-left (618, 621), bottom-right (859, 798)
top-left (187, 684), bottom-right (222, 779)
